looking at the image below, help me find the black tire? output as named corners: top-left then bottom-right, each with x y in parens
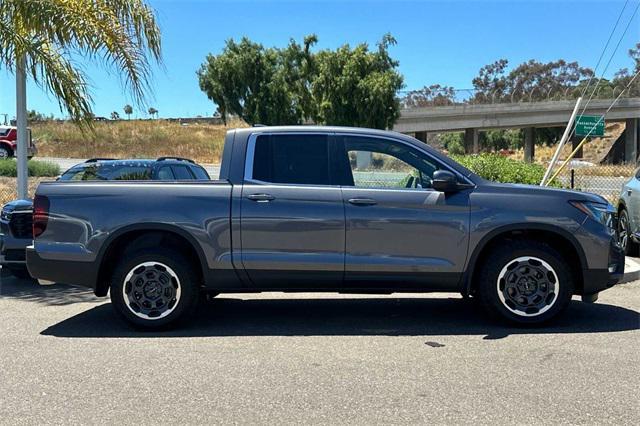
top-left (110, 247), bottom-right (199, 330)
top-left (476, 240), bottom-right (574, 325)
top-left (0, 146), bottom-right (11, 159)
top-left (8, 267), bottom-right (33, 280)
top-left (618, 208), bottom-right (638, 256)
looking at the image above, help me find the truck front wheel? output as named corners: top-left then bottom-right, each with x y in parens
top-left (110, 248), bottom-right (199, 329)
top-left (476, 241), bottom-right (574, 325)
top-left (0, 146), bottom-right (11, 159)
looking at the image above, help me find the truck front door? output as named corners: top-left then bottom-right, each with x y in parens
top-left (336, 134), bottom-right (471, 290)
top-left (240, 133), bottom-right (345, 289)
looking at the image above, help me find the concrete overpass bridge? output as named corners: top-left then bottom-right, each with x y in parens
top-left (394, 98), bottom-right (640, 163)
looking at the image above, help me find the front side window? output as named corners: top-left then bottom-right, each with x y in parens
top-left (342, 136), bottom-right (440, 189)
top-left (251, 134), bottom-right (330, 185)
top-left (157, 166), bottom-right (175, 180)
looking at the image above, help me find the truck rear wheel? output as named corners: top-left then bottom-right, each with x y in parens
top-left (476, 240), bottom-right (574, 325)
top-left (110, 248), bottom-right (199, 330)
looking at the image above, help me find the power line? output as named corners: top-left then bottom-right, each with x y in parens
top-left (566, 0), bottom-right (640, 142)
top-left (573, 0), bottom-right (630, 104)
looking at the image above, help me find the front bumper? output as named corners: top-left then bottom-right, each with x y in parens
top-left (581, 237), bottom-right (625, 295)
top-left (0, 231), bottom-right (28, 268)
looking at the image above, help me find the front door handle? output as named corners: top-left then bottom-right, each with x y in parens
top-left (348, 198), bottom-right (377, 206)
top-left (247, 193), bottom-right (275, 202)
top-left (628, 189), bottom-right (633, 196)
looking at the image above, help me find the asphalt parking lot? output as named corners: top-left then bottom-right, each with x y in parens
top-left (0, 273), bottom-right (638, 425)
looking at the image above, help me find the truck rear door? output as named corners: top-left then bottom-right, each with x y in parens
top-left (239, 133), bottom-right (345, 289)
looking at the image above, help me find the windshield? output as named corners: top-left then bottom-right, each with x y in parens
top-left (59, 163), bottom-right (152, 181)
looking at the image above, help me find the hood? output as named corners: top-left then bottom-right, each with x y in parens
top-left (482, 181), bottom-right (610, 205)
top-left (2, 198), bottom-right (33, 213)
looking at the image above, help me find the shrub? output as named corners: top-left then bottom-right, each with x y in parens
top-left (450, 153), bottom-right (560, 186)
top-left (0, 159), bottom-right (60, 177)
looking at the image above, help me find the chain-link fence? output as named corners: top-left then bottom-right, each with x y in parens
top-left (0, 177), bottom-right (51, 205)
top-left (550, 163), bottom-right (632, 205)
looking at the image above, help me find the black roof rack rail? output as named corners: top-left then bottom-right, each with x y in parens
top-left (156, 156), bottom-right (195, 163)
top-left (85, 158), bottom-right (116, 163)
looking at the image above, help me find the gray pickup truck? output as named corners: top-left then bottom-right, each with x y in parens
top-left (27, 126), bottom-right (624, 329)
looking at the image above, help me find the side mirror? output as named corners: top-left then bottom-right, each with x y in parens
top-left (432, 170), bottom-right (459, 193)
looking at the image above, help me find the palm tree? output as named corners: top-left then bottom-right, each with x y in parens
top-left (148, 107), bottom-right (158, 119)
top-left (124, 104), bottom-right (133, 120)
top-left (0, 0), bottom-right (162, 124)
top-left (0, 0), bottom-right (162, 197)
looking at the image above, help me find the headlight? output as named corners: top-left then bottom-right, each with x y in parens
top-left (569, 200), bottom-right (616, 228)
top-left (0, 209), bottom-right (10, 221)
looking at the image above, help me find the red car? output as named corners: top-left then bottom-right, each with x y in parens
top-left (0, 126), bottom-right (38, 159)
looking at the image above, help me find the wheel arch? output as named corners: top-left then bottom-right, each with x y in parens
top-left (94, 223), bottom-right (208, 297)
top-left (463, 223), bottom-right (587, 297)
top-left (0, 141), bottom-right (14, 156)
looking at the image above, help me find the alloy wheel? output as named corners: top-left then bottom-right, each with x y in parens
top-left (619, 210), bottom-right (629, 252)
top-left (497, 256), bottom-right (559, 317)
top-left (122, 261), bottom-right (182, 320)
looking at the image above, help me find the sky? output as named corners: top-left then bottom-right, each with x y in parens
top-left (0, 0), bottom-right (638, 120)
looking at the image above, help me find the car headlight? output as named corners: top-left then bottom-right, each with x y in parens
top-left (0, 209), bottom-right (11, 221)
top-left (569, 200), bottom-right (616, 228)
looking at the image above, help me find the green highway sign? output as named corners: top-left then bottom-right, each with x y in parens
top-left (574, 115), bottom-right (605, 137)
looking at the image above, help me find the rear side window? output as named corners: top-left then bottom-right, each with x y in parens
top-left (171, 165), bottom-right (194, 180)
top-left (190, 165), bottom-right (210, 180)
top-left (252, 134), bottom-right (330, 185)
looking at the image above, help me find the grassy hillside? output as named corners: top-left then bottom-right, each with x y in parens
top-left (32, 119), bottom-right (247, 164)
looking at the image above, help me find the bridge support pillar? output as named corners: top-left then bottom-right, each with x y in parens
top-left (524, 127), bottom-right (535, 163)
top-left (571, 134), bottom-right (584, 159)
top-left (414, 131), bottom-right (427, 143)
top-left (625, 118), bottom-right (639, 164)
top-left (464, 128), bottom-right (479, 154)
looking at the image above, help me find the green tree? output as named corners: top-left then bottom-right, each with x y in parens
top-left (310, 34), bottom-right (403, 129)
top-left (0, 0), bottom-right (162, 125)
top-left (124, 104), bottom-right (133, 119)
top-left (110, 111), bottom-right (120, 120)
top-left (148, 107), bottom-right (158, 118)
top-left (470, 59), bottom-right (594, 104)
top-left (401, 84), bottom-right (457, 108)
top-left (198, 34), bottom-right (403, 129)
top-left (612, 43), bottom-right (640, 97)
top-left (198, 37), bottom-right (312, 126)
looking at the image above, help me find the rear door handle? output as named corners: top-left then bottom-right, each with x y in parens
top-left (348, 198), bottom-right (377, 206)
top-left (247, 193), bottom-right (275, 202)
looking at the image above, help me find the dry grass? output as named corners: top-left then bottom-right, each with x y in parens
top-left (0, 177), bottom-right (52, 204)
top-left (509, 122), bottom-right (626, 164)
top-left (33, 119), bottom-right (248, 164)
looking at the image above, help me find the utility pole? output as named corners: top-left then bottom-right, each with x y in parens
top-left (16, 54), bottom-right (28, 200)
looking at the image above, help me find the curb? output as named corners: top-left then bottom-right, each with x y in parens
top-left (621, 257), bottom-right (640, 284)
top-left (621, 269), bottom-right (640, 284)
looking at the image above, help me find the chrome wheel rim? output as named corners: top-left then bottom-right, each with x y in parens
top-left (497, 256), bottom-right (559, 317)
top-left (122, 262), bottom-right (181, 320)
top-left (619, 211), bottom-right (629, 251)
top-left (0, 148), bottom-right (8, 159)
